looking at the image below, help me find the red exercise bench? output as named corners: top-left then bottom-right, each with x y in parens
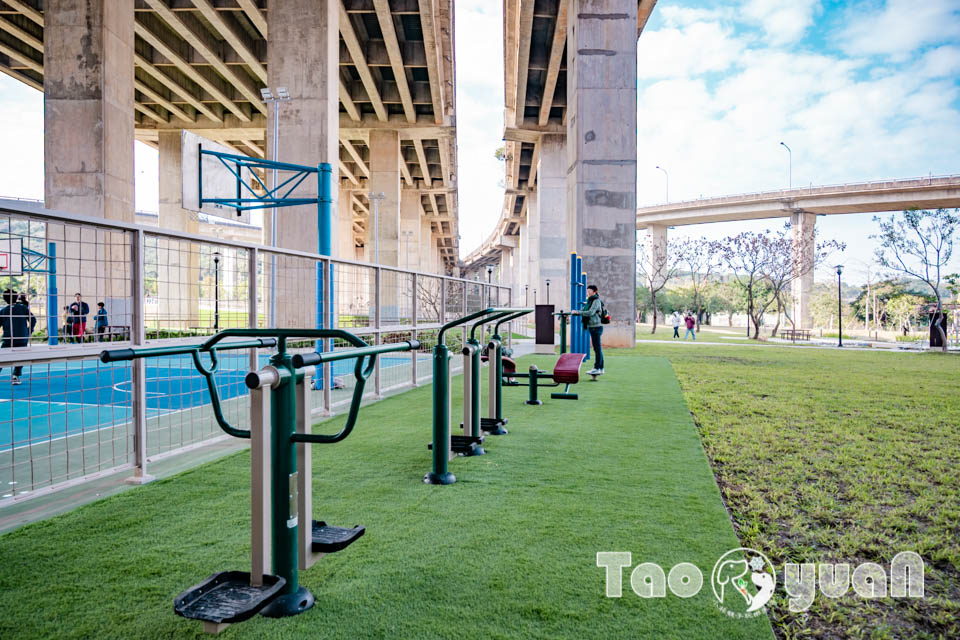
top-left (507, 352), bottom-right (586, 404)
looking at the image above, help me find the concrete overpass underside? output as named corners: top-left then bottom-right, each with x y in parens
top-left (463, 0), bottom-right (658, 348)
top-left (0, 0), bottom-right (459, 272)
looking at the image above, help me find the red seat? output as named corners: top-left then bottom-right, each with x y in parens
top-left (552, 353), bottom-right (584, 384)
top-left (481, 354), bottom-right (517, 374)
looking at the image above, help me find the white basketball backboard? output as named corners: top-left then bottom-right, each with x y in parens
top-left (181, 131), bottom-right (253, 224)
top-left (0, 237), bottom-right (22, 276)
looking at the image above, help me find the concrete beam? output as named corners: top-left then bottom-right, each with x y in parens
top-left (339, 0), bottom-right (388, 122)
top-left (134, 52), bottom-right (222, 122)
top-left (538, 0), bottom-right (567, 126)
top-left (418, 0), bottom-right (445, 124)
top-left (514, 0), bottom-right (535, 128)
top-left (237, 0), bottom-right (267, 37)
top-left (373, 0), bottom-right (416, 123)
top-left (339, 77), bottom-right (362, 121)
top-left (191, 0), bottom-right (268, 84)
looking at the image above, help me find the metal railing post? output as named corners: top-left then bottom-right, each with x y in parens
top-left (248, 247), bottom-right (259, 373)
top-left (374, 266), bottom-right (382, 397)
top-left (323, 258), bottom-right (333, 414)
top-left (411, 272), bottom-right (418, 386)
top-left (127, 228), bottom-right (153, 484)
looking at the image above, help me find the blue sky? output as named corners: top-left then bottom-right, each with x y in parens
top-left (1, 1), bottom-right (958, 286)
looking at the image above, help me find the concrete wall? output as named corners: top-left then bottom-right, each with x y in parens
top-left (565, 1), bottom-right (638, 347)
top-left (369, 130), bottom-right (401, 267)
top-left (537, 134), bottom-right (568, 307)
top-left (791, 211), bottom-right (816, 328)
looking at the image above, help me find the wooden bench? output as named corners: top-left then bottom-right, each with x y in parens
top-left (781, 328), bottom-right (811, 342)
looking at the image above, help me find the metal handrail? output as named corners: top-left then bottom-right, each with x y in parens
top-left (494, 309), bottom-right (533, 336)
top-left (437, 307), bottom-right (514, 343)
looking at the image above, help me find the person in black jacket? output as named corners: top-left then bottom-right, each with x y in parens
top-left (0, 290), bottom-right (36, 384)
top-left (68, 293), bottom-right (90, 343)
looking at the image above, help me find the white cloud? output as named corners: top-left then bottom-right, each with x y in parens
top-left (839, 0), bottom-right (960, 58)
top-left (638, 20), bottom-right (744, 79)
top-left (742, 0), bottom-right (819, 45)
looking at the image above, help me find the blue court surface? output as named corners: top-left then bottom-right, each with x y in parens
top-left (0, 352), bottom-right (420, 452)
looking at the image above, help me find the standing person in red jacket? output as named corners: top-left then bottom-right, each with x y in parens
top-left (683, 312), bottom-right (696, 341)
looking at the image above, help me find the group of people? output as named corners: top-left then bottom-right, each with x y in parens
top-left (0, 291), bottom-right (110, 385)
top-left (671, 311), bottom-right (698, 340)
top-left (62, 294), bottom-right (109, 343)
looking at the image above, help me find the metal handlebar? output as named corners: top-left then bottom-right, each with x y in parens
top-left (493, 309), bottom-right (533, 336)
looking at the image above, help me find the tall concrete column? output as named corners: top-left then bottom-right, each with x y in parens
top-left (524, 191), bottom-right (541, 304)
top-left (369, 130), bottom-right (401, 266)
top-left (419, 217), bottom-right (434, 272)
top-left (44, 0), bottom-right (135, 221)
top-left (268, 0), bottom-right (339, 255)
top-left (645, 224), bottom-right (667, 272)
top-left (537, 134), bottom-right (568, 305)
top-left (565, 1), bottom-right (638, 347)
top-left (157, 131), bottom-right (201, 330)
top-left (338, 187), bottom-right (356, 259)
top-left (791, 211), bottom-right (816, 329)
top-left (400, 191), bottom-right (421, 270)
top-left (499, 246), bottom-right (516, 302)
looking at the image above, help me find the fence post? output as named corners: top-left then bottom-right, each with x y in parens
top-left (126, 228), bottom-right (153, 485)
top-left (374, 266), bottom-right (382, 397)
top-left (322, 257), bottom-right (332, 414)
top-left (248, 247), bottom-right (259, 372)
top-left (411, 272), bottom-right (418, 387)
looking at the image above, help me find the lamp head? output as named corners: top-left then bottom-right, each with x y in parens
top-left (277, 86), bottom-right (290, 100)
top-left (835, 264), bottom-right (844, 275)
top-left (260, 87), bottom-right (273, 101)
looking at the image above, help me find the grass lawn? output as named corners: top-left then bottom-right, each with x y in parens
top-left (635, 342), bottom-right (960, 639)
top-left (636, 323), bottom-right (759, 343)
top-left (0, 354), bottom-right (772, 640)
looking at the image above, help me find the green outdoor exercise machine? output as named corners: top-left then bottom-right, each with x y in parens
top-left (424, 307), bottom-right (529, 484)
top-left (481, 309), bottom-right (534, 434)
top-left (101, 329), bottom-right (419, 633)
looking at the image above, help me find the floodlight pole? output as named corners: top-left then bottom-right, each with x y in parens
top-left (780, 141), bottom-right (792, 189)
top-left (836, 264), bottom-right (844, 347)
top-left (369, 192), bottom-right (385, 264)
top-left (262, 87), bottom-right (291, 328)
top-left (655, 165), bottom-right (669, 202)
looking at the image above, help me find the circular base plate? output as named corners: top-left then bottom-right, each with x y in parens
top-left (424, 471), bottom-right (457, 485)
top-left (260, 586), bottom-right (314, 618)
top-left (525, 400), bottom-right (543, 405)
top-left (483, 426), bottom-right (509, 436)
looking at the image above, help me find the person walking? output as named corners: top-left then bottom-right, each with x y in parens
top-left (671, 311), bottom-right (681, 339)
top-left (68, 293), bottom-right (89, 343)
top-left (575, 284), bottom-right (605, 376)
top-left (683, 312), bottom-right (696, 341)
top-left (95, 302), bottom-right (109, 342)
top-left (0, 290), bottom-right (36, 384)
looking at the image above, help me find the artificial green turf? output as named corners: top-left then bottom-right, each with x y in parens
top-left (0, 354), bottom-right (772, 640)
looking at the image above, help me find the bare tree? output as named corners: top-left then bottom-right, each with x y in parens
top-left (637, 237), bottom-right (685, 334)
top-left (872, 208), bottom-right (958, 352)
top-left (718, 231), bottom-right (774, 339)
top-left (762, 225), bottom-right (844, 336)
top-left (677, 237), bottom-right (718, 331)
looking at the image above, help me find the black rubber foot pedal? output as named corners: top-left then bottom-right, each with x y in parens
top-left (174, 571), bottom-right (285, 625)
top-left (311, 520), bottom-right (365, 553)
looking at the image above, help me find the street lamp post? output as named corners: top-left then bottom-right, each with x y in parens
top-left (525, 284), bottom-right (529, 306)
top-left (260, 86), bottom-right (291, 329)
top-left (213, 251), bottom-right (221, 331)
top-left (545, 278), bottom-right (551, 304)
top-left (368, 192), bottom-right (385, 264)
top-left (486, 265), bottom-right (494, 306)
top-left (655, 165), bottom-right (669, 202)
top-left (835, 264), bottom-right (844, 347)
top-left (401, 230), bottom-right (414, 270)
top-left (779, 141), bottom-right (792, 189)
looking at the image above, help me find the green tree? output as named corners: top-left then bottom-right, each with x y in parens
top-left (886, 294), bottom-right (925, 335)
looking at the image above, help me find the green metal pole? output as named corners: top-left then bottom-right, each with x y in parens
top-left (260, 347), bottom-right (315, 616)
top-left (425, 344), bottom-right (455, 484)
top-left (468, 338), bottom-right (481, 433)
top-left (493, 335), bottom-right (503, 421)
top-left (526, 365), bottom-right (542, 405)
top-left (559, 313), bottom-right (567, 354)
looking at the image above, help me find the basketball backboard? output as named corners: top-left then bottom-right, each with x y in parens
top-left (0, 237), bottom-right (23, 276)
top-left (181, 131), bottom-right (253, 224)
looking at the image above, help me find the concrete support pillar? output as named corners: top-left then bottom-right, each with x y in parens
top-left (566, 1), bottom-right (638, 347)
top-left (499, 247), bottom-right (516, 303)
top-left (369, 130), bottom-right (401, 266)
top-left (157, 131), bottom-right (201, 329)
top-left (524, 191), bottom-right (541, 304)
top-left (791, 211), bottom-right (816, 329)
top-left (419, 217), bottom-right (434, 272)
top-left (645, 224), bottom-right (667, 273)
top-left (400, 191), bottom-right (421, 271)
top-left (338, 187), bottom-right (356, 260)
top-left (537, 134), bottom-right (568, 306)
top-left (44, 0), bottom-right (135, 221)
top-left (267, 0), bottom-right (339, 255)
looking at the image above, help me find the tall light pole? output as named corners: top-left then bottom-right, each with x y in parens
top-left (545, 278), bottom-right (551, 304)
top-left (655, 165), bottom-right (669, 202)
top-left (779, 141), bottom-right (792, 189)
top-left (260, 86), bottom-right (290, 328)
top-left (486, 264), bottom-right (494, 306)
top-left (401, 230), bottom-right (414, 270)
top-left (368, 192), bottom-right (385, 264)
top-left (835, 264), bottom-right (844, 347)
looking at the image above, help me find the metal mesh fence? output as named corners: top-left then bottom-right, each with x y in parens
top-left (0, 204), bottom-right (513, 503)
